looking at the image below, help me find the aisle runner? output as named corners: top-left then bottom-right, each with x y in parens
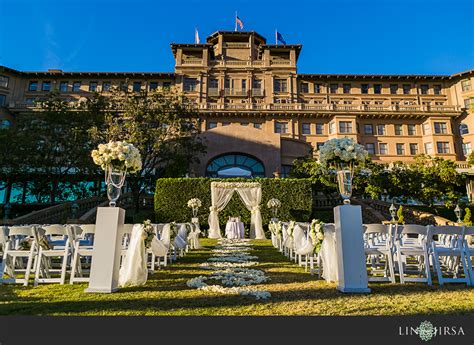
top-left (186, 239), bottom-right (271, 300)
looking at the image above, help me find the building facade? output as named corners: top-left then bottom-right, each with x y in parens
top-left (1, 30), bottom-right (473, 179)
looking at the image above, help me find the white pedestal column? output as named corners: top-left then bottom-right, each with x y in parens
top-left (85, 207), bottom-right (125, 293)
top-left (334, 204), bottom-right (370, 293)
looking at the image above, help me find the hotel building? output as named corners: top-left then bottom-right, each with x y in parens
top-left (1, 30), bottom-right (473, 179)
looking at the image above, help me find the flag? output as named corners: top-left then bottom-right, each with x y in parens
top-left (195, 28), bottom-right (200, 44)
top-left (276, 31), bottom-right (286, 45)
top-left (235, 15), bottom-right (244, 31)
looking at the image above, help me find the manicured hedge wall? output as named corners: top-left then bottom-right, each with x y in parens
top-left (154, 178), bottom-right (313, 227)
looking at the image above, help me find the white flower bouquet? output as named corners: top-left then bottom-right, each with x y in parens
top-left (169, 222), bottom-right (179, 239)
top-left (268, 221), bottom-right (282, 238)
top-left (143, 219), bottom-right (155, 249)
top-left (318, 137), bottom-right (368, 168)
top-left (187, 198), bottom-right (202, 209)
top-left (187, 198), bottom-right (202, 217)
top-left (319, 138), bottom-right (367, 204)
top-left (309, 219), bottom-right (325, 253)
top-left (286, 221), bottom-right (296, 237)
top-left (267, 198), bottom-right (281, 217)
top-left (91, 141), bottom-right (142, 173)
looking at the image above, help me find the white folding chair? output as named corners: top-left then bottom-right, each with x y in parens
top-left (292, 224), bottom-right (306, 264)
top-left (428, 225), bottom-right (470, 286)
top-left (69, 224), bottom-right (95, 284)
top-left (394, 224), bottom-right (432, 285)
top-left (174, 223), bottom-right (188, 257)
top-left (463, 226), bottom-right (474, 285)
top-left (0, 226), bottom-right (37, 286)
top-left (148, 223), bottom-right (172, 270)
top-left (34, 225), bottom-right (71, 286)
top-left (363, 223), bottom-right (396, 283)
top-left (120, 224), bottom-right (135, 262)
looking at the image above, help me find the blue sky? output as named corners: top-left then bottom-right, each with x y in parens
top-left (1, 0), bottom-right (473, 75)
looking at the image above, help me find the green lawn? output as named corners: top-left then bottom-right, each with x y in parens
top-left (0, 239), bottom-right (473, 316)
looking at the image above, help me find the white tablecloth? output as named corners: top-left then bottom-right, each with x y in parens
top-left (225, 221), bottom-right (244, 239)
top-left (320, 225), bottom-right (339, 282)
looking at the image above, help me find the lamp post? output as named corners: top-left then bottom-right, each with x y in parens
top-left (71, 201), bottom-right (79, 219)
top-left (454, 204), bottom-right (462, 224)
top-left (389, 203), bottom-right (397, 223)
top-left (3, 202), bottom-right (12, 223)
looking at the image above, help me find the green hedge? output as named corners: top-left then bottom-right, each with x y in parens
top-left (154, 178), bottom-right (313, 228)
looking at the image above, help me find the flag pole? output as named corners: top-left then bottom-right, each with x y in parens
top-left (235, 11), bottom-right (237, 31)
top-left (275, 29), bottom-right (277, 45)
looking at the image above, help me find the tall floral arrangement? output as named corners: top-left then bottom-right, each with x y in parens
top-left (318, 137), bottom-right (368, 168)
top-left (187, 198), bottom-right (202, 217)
top-left (319, 138), bottom-right (368, 204)
top-left (267, 198), bottom-right (282, 218)
top-left (309, 219), bottom-right (324, 252)
top-left (91, 141), bottom-right (142, 173)
top-left (91, 141), bottom-right (142, 206)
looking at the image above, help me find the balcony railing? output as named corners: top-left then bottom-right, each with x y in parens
top-left (181, 58), bottom-right (203, 65)
top-left (224, 88), bottom-right (247, 96)
top-left (10, 100), bottom-right (462, 114)
top-left (209, 60), bottom-right (266, 67)
top-left (270, 59), bottom-right (292, 66)
top-left (197, 102), bottom-right (463, 112)
top-left (225, 43), bottom-right (250, 48)
top-left (208, 88), bottom-right (219, 96)
top-left (251, 88), bottom-right (263, 96)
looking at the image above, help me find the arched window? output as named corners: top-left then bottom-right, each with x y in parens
top-left (460, 123), bottom-right (469, 136)
top-left (206, 153), bottom-right (265, 178)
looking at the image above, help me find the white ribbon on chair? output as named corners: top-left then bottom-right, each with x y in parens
top-left (188, 223), bottom-right (202, 249)
top-left (294, 225), bottom-right (315, 255)
top-left (119, 224), bottom-right (148, 287)
top-left (173, 224), bottom-right (188, 250)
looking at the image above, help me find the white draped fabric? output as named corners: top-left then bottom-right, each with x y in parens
top-left (320, 224), bottom-right (339, 282)
top-left (236, 187), bottom-right (265, 239)
top-left (150, 224), bottom-right (170, 257)
top-left (208, 186), bottom-right (236, 238)
top-left (174, 224), bottom-right (188, 250)
top-left (294, 225), bottom-right (315, 256)
top-left (119, 224), bottom-right (148, 287)
top-left (188, 222), bottom-right (202, 249)
top-left (208, 182), bottom-right (265, 239)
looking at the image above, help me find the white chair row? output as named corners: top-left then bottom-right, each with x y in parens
top-left (0, 224), bottom-right (84, 286)
top-left (363, 223), bottom-right (474, 286)
top-left (270, 220), bottom-right (474, 286)
top-left (0, 222), bottom-right (202, 286)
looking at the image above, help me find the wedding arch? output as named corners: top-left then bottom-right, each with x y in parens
top-left (208, 181), bottom-right (266, 239)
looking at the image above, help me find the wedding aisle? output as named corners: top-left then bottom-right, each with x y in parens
top-left (186, 239), bottom-right (271, 299)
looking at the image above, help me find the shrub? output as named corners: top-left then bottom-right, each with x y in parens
top-left (397, 205), bottom-right (405, 224)
top-left (154, 178), bottom-right (313, 227)
top-left (464, 208), bottom-right (472, 226)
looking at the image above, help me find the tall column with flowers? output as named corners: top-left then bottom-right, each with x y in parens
top-left (319, 138), bottom-right (370, 293)
top-left (86, 141), bottom-right (142, 293)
